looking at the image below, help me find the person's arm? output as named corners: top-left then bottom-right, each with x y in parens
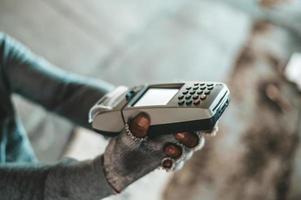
top-left (0, 33), bottom-right (116, 199)
top-left (0, 33), bottom-right (210, 199)
top-left (0, 32), bottom-right (114, 129)
top-left (0, 156), bottom-right (115, 200)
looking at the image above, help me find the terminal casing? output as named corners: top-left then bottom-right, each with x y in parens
top-left (89, 82), bottom-right (230, 137)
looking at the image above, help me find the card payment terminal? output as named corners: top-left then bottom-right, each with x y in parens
top-left (89, 82), bottom-right (230, 137)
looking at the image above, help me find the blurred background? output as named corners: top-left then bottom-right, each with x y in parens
top-left (1, 0), bottom-right (301, 199)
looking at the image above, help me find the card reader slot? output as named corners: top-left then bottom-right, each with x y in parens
top-left (214, 99), bottom-right (229, 120)
top-left (213, 91), bottom-right (228, 112)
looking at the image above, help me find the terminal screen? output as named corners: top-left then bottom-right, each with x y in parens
top-left (134, 88), bottom-right (179, 107)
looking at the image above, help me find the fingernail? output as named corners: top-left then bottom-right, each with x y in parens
top-left (175, 132), bottom-right (185, 140)
top-left (137, 116), bottom-right (149, 128)
top-left (175, 132), bottom-right (199, 148)
top-left (162, 158), bottom-right (174, 170)
top-left (164, 144), bottom-right (182, 159)
top-left (130, 113), bottom-right (150, 138)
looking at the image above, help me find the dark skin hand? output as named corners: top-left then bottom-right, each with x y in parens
top-left (103, 112), bottom-right (218, 191)
top-left (129, 112), bottom-right (203, 169)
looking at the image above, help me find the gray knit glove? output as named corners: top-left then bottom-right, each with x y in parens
top-left (103, 113), bottom-right (217, 192)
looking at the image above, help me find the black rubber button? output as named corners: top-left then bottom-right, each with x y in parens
top-left (200, 86), bottom-right (206, 90)
top-left (200, 94), bottom-right (207, 100)
top-left (189, 90), bottom-right (196, 95)
top-left (192, 95), bottom-right (199, 99)
top-left (200, 83), bottom-right (205, 86)
top-left (197, 90), bottom-right (203, 95)
top-left (178, 100), bottom-right (185, 105)
top-left (186, 86), bottom-right (192, 90)
top-left (186, 100), bottom-right (192, 105)
top-left (193, 100), bottom-right (200, 105)
top-left (193, 86), bottom-right (199, 90)
top-left (185, 95), bottom-right (191, 100)
top-left (204, 90), bottom-right (211, 95)
top-left (178, 95), bottom-right (184, 100)
top-left (207, 86), bottom-right (214, 90)
top-left (182, 90), bottom-right (188, 95)
top-left (207, 83), bottom-right (214, 86)
top-left (194, 83), bottom-right (199, 86)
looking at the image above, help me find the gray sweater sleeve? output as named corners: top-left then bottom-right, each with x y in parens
top-left (0, 156), bottom-right (115, 200)
top-left (0, 32), bottom-right (114, 129)
top-left (0, 33), bottom-right (116, 199)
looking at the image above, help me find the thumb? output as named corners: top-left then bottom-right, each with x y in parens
top-left (129, 112), bottom-right (151, 138)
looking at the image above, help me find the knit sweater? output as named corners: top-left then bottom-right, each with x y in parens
top-left (0, 33), bottom-right (115, 200)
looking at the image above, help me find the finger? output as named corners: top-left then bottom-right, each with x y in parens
top-left (161, 157), bottom-right (175, 170)
top-left (129, 112), bottom-right (151, 138)
top-left (184, 150), bottom-right (193, 160)
top-left (174, 132), bottom-right (199, 148)
top-left (192, 133), bottom-right (205, 151)
top-left (173, 160), bottom-right (185, 171)
top-left (205, 122), bottom-right (219, 136)
top-left (163, 143), bottom-right (182, 159)
top-left (161, 152), bottom-right (189, 171)
top-left (161, 158), bottom-right (185, 171)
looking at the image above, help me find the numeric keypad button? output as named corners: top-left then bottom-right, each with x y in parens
top-left (178, 95), bottom-right (184, 100)
top-left (185, 95), bottom-right (191, 100)
top-left (192, 95), bottom-right (199, 100)
top-left (186, 100), bottom-right (192, 105)
top-left (193, 100), bottom-right (200, 105)
top-left (197, 90), bottom-right (203, 95)
top-left (182, 90), bottom-right (188, 95)
top-left (178, 100), bottom-right (185, 105)
top-left (200, 94), bottom-right (207, 100)
top-left (204, 90), bottom-right (211, 95)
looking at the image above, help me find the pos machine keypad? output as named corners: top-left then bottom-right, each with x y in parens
top-left (178, 82), bottom-right (215, 106)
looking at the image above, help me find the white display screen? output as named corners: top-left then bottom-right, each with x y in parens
top-left (134, 88), bottom-right (179, 107)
